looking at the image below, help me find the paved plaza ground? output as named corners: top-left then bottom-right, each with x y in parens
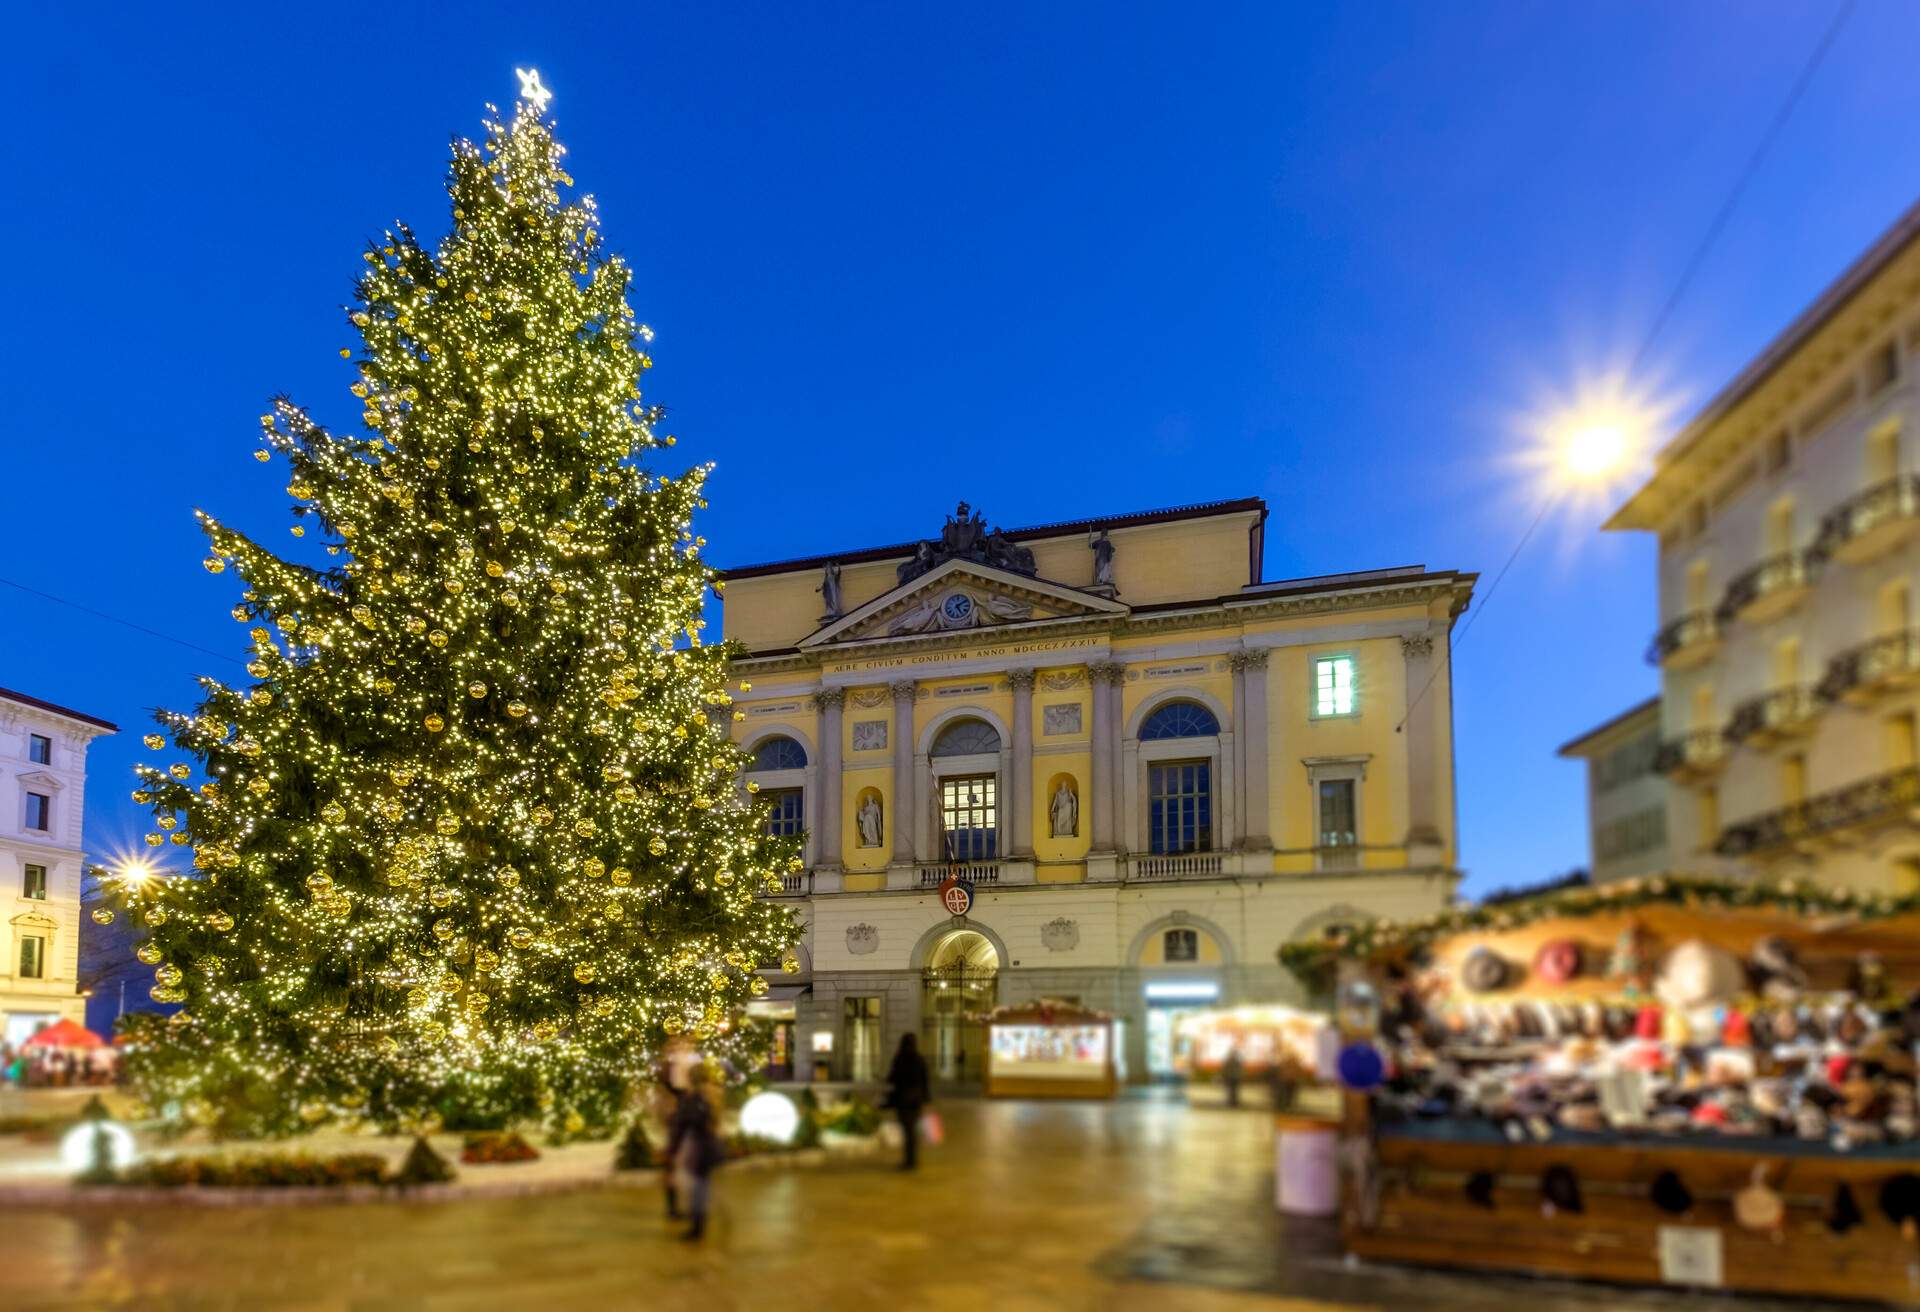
top-left (1, 1095), bottom-right (1878, 1312)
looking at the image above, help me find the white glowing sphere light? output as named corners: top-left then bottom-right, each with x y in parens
top-left (739, 1090), bottom-right (800, 1144)
top-left (60, 1120), bottom-right (137, 1174)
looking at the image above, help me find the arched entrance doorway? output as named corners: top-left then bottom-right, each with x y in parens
top-left (920, 929), bottom-right (999, 1086)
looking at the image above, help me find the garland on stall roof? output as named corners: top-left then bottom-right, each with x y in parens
top-left (1277, 874), bottom-right (1920, 992)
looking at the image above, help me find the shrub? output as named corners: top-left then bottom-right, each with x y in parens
top-left (393, 1136), bottom-right (457, 1187)
top-left (460, 1131), bottom-right (540, 1165)
top-left (102, 1152), bottom-right (389, 1189)
top-left (614, 1120), bottom-right (655, 1171)
top-left (825, 1096), bottom-right (882, 1137)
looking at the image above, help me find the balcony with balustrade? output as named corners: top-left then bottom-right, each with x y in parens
top-left (1812, 474), bottom-right (1920, 567)
top-left (1646, 611), bottom-right (1720, 670)
top-left (1722, 685), bottom-right (1819, 750)
top-left (1815, 630), bottom-right (1920, 706)
top-left (1652, 729), bottom-right (1727, 783)
top-left (1714, 764), bottom-right (1920, 858)
top-left (1715, 551), bottom-right (1816, 627)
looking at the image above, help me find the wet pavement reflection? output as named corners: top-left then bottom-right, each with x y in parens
top-left (0, 1095), bottom-right (1870, 1311)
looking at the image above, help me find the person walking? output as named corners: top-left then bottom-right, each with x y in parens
top-left (653, 1062), bottom-right (689, 1221)
top-left (668, 1065), bottom-right (723, 1241)
top-left (884, 1033), bottom-right (931, 1170)
top-left (1221, 1045), bottom-right (1244, 1108)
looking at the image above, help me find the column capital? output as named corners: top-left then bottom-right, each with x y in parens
top-left (811, 688), bottom-right (847, 711)
top-left (1005, 668), bottom-right (1037, 692)
top-left (1400, 633), bottom-right (1435, 660)
top-left (1229, 647), bottom-right (1270, 671)
top-left (888, 679), bottom-right (919, 701)
top-left (1087, 660), bottom-right (1128, 686)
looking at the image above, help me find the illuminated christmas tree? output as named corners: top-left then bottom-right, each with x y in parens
top-left (119, 72), bottom-right (798, 1136)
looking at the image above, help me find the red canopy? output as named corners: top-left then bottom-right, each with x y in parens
top-left (22, 1019), bottom-right (104, 1049)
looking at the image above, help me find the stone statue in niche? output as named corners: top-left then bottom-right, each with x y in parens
top-left (1049, 779), bottom-right (1079, 838)
top-left (817, 560), bottom-right (844, 621)
top-left (857, 793), bottom-right (884, 848)
top-left (1087, 528), bottom-right (1116, 592)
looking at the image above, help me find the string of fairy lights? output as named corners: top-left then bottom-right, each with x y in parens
top-left (109, 72), bottom-right (801, 1135)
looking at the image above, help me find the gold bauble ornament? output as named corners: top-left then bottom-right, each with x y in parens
top-left (474, 947), bottom-right (499, 972)
top-left (498, 867), bottom-right (521, 888)
top-left (143, 733), bottom-right (165, 750)
top-left (648, 836), bottom-right (668, 856)
top-left (403, 617), bottom-right (427, 635)
top-left (144, 833), bottom-right (165, 847)
top-left (321, 801), bottom-right (347, 824)
top-left (532, 1021), bottom-right (557, 1042)
top-left (501, 591), bottom-right (522, 608)
top-left (91, 907), bottom-right (115, 925)
top-left (168, 763), bottom-right (192, 780)
top-left (156, 815), bottom-right (177, 831)
top-left (508, 928), bottom-right (535, 950)
top-left (435, 814), bottom-right (460, 836)
top-left (573, 962), bottom-right (597, 984)
top-left (424, 714), bottom-right (445, 733)
top-left (581, 856), bottom-right (606, 878)
top-left (428, 885), bottom-right (453, 908)
top-left (203, 557), bottom-right (226, 574)
top-left (715, 872), bottom-right (734, 887)
top-left (428, 630), bottom-right (449, 648)
top-left (609, 866), bottom-right (632, 887)
top-left (781, 957), bottom-right (800, 975)
top-left (432, 918), bottom-right (455, 941)
top-left (248, 776), bottom-right (270, 796)
top-left (605, 904), bottom-right (625, 922)
top-left (615, 782), bottom-right (638, 802)
top-left (230, 604), bottom-right (249, 622)
top-left (250, 689), bottom-right (272, 706)
top-left (155, 963), bottom-right (184, 986)
top-left (465, 993), bottom-right (490, 1013)
top-left (306, 873), bottom-right (334, 897)
top-left (507, 700), bottom-right (530, 718)
top-left (206, 911), bottom-right (234, 932)
top-left (437, 974), bottom-right (462, 994)
top-left (136, 944), bottom-right (163, 966)
top-left (530, 805), bottom-right (553, 826)
top-left (421, 1021), bottom-right (447, 1043)
top-left (573, 818), bottom-right (597, 838)
top-left (406, 987), bottom-right (429, 1009)
top-left (467, 681), bottom-right (488, 699)
top-left (750, 976), bottom-right (769, 996)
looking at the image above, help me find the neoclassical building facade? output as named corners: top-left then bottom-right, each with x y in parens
top-left (1, 687), bottom-right (116, 1046)
top-left (722, 498), bottom-right (1475, 1083)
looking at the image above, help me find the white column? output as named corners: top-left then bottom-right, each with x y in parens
top-left (890, 680), bottom-right (918, 865)
top-left (812, 688), bottom-right (844, 870)
top-left (1234, 649), bottom-right (1272, 850)
top-left (1008, 668), bottom-right (1035, 858)
top-left (1088, 662), bottom-right (1123, 853)
top-left (1401, 632), bottom-right (1443, 863)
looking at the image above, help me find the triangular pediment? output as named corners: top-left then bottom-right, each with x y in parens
top-left (799, 560), bottom-right (1126, 649)
top-left (16, 770), bottom-right (62, 792)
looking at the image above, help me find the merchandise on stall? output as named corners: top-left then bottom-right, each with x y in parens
top-left (1282, 876), bottom-right (1920, 1302)
top-left (984, 1000), bottom-right (1119, 1098)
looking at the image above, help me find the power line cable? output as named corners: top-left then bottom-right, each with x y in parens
top-left (0, 575), bottom-right (246, 667)
top-left (1396, 0), bottom-right (1854, 735)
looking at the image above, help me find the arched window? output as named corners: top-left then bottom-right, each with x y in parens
top-left (932, 719), bottom-right (1001, 757)
top-left (1140, 701), bottom-right (1219, 741)
top-left (749, 736), bottom-right (808, 772)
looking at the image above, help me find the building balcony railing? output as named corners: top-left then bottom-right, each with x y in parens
top-left (1812, 474), bottom-right (1920, 567)
top-left (1715, 551), bottom-right (1815, 626)
top-left (1723, 685), bottom-right (1819, 748)
top-left (1646, 610), bottom-right (1720, 670)
top-left (1814, 630), bottom-right (1920, 706)
top-left (1652, 729), bottom-right (1727, 782)
top-left (759, 871), bottom-right (812, 898)
top-left (1714, 764), bottom-right (1920, 857)
top-left (915, 860), bottom-right (1002, 888)
top-left (1126, 852), bottom-right (1226, 880)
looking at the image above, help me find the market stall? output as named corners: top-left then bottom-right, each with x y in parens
top-left (985, 1000), bottom-right (1120, 1099)
top-left (1282, 878), bottom-right (1920, 1303)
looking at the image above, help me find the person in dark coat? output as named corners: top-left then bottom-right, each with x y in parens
top-left (654, 1062), bottom-right (689, 1221)
top-left (668, 1065), bottom-right (723, 1240)
top-left (1221, 1045), bottom-right (1244, 1108)
top-left (884, 1033), bottom-right (932, 1170)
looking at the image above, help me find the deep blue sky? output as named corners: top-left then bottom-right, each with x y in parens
top-left (7, 3), bottom-right (1918, 896)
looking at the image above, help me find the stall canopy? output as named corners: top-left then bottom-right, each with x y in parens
top-left (22, 1019), bottom-right (104, 1049)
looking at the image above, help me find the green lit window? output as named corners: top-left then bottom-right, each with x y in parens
top-left (1314, 656), bottom-right (1356, 717)
top-left (19, 935), bottom-right (45, 980)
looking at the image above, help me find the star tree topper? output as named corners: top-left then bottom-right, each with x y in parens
top-left (516, 67), bottom-right (553, 112)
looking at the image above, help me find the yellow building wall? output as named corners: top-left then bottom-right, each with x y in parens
top-left (720, 510), bottom-right (1260, 653)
